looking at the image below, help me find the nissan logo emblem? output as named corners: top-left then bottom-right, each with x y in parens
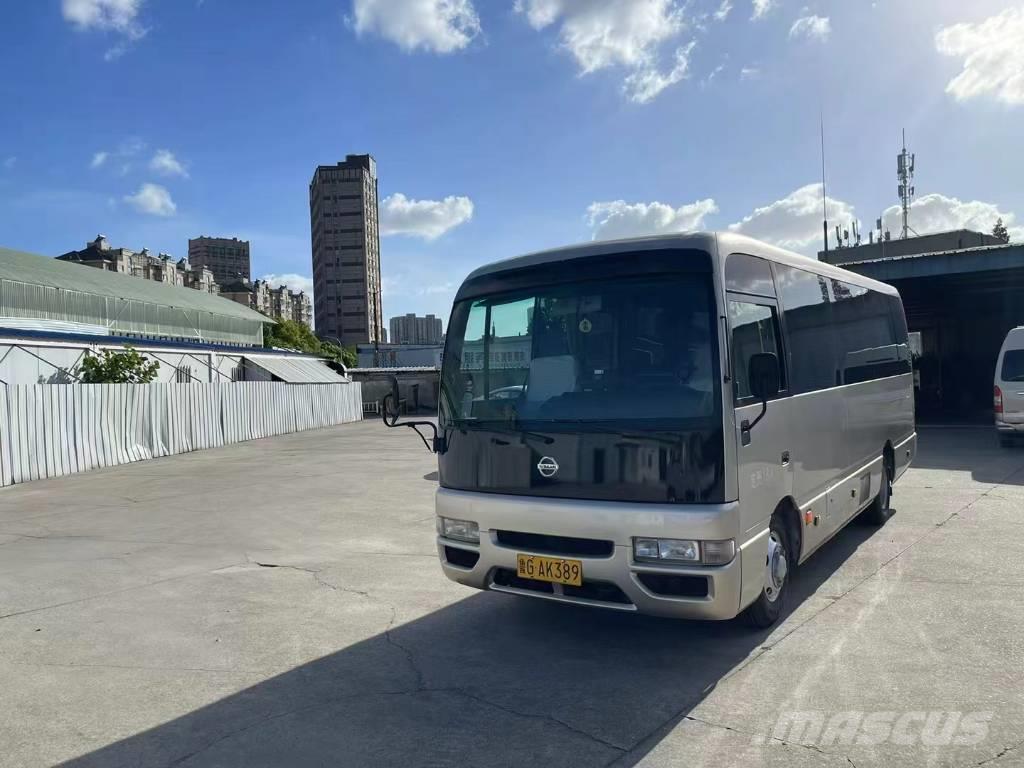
top-left (537, 456), bottom-right (559, 478)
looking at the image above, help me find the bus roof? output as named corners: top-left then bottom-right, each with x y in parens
top-left (461, 231), bottom-right (899, 298)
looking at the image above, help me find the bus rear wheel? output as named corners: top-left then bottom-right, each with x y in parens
top-left (861, 456), bottom-right (893, 526)
top-left (745, 515), bottom-right (790, 629)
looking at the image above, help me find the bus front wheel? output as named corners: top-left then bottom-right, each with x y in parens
top-left (745, 515), bottom-right (790, 629)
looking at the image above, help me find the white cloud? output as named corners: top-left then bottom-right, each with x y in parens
top-left (62, 0), bottom-right (147, 59)
top-left (740, 65), bottom-right (760, 79)
top-left (149, 149), bottom-right (189, 178)
top-left (789, 15), bottom-right (830, 42)
top-left (350, 0), bottom-right (481, 53)
top-left (881, 193), bottom-right (1023, 242)
top-left (91, 137), bottom-right (145, 172)
top-left (713, 0), bottom-right (732, 22)
top-left (380, 193), bottom-right (474, 239)
top-left (586, 198), bottom-right (719, 241)
top-left (935, 8), bottom-right (1024, 107)
top-left (261, 273), bottom-right (314, 297)
top-left (728, 183), bottom-right (856, 252)
top-left (419, 282), bottom-right (454, 295)
top-left (624, 42), bottom-right (696, 103)
top-left (123, 182), bottom-right (176, 217)
top-left (701, 62), bottom-right (724, 88)
top-left (62, 0), bottom-right (142, 31)
top-left (750, 0), bottom-right (774, 20)
top-left (515, 0), bottom-right (697, 103)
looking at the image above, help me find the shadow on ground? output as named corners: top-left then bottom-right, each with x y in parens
top-left (61, 519), bottom-right (883, 768)
top-left (912, 426), bottom-right (1024, 485)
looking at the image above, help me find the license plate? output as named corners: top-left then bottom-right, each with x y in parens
top-left (516, 554), bottom-right (583, 586)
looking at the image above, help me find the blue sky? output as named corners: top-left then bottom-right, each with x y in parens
top-left (1, 0), bottom-right (1023, 329)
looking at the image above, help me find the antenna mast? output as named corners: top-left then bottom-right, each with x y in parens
top-left (897, 129), bottom-right (917, 239)
top-left (820, 113), bottom-right (828, 256)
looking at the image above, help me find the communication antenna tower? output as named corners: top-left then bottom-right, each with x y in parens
top-left (897, 129), bottom-right (917, 239)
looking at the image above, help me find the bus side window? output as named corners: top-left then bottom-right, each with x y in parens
top-left (728, 299), bottom-right (785, 401)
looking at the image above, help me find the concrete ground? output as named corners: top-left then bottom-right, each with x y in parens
top-left (0, 423), bottom-right (1022, 768)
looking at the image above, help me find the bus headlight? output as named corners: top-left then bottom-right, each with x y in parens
top-left (633, 537), bottom-right (736, 565)
top-left (438, 517), bottom-right (480, 544)
top-left (634, 538), bottom-right (699, 563)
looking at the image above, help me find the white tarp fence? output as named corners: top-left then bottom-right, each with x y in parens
top-left (0, 382), bottom-right (362, 487)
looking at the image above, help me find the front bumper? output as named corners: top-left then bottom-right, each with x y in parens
top-left (435, 488), bottom-right (748, 621)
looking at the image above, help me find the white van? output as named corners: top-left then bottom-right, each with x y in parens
top-left (995, 326), bottom-right (1024, 446)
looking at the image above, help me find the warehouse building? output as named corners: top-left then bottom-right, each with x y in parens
top-left (2, 245), bottom-right (267, 347)
top-left (830, 233), bottom-right (1024, 421)
top-left (0, 245), bottom-right (344, 385)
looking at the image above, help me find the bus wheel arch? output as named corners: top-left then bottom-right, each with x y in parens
top-left (745, 501), bottom-right (798, 628)
top-left (860, 443), bottom-right (895, 526)
top-left (775, 497), bottom-right (802, 568)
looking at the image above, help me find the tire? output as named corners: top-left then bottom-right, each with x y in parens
top-left (861, 456), bottom-right (893, 526)
top-left (745, 515), bottom-right (791, 629)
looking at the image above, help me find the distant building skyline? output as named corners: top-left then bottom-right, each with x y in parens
top-left (58, 235), bottom-right (218, 294)
top-left (220, 277), bottom-right (312, 328)
top-left (310, 154), bottom-right (384, 346)
top-left (187, 236), bottom-right (251, 284)
top-left (389, 313), bottom-right (443, 345)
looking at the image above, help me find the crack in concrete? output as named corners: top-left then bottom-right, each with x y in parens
top-left (250, 560), bottom-right (372, 599)
top-left (682, 714), bottom-right (831, 754)
top-left (384, 606), bottom-right (426, 691)
top-left (0, 531), bottom-right (219, 548)
top-left (440, 687), bottom-right (628, 754)
top-left (606, 463), bottom-right (1024, 768)
top-left (977, 736), bottom-right (1024, 766)
top-left (160, 684), bottom-right (627, 768)
top-left (0, 563), bottom-right (247, 621)
top-left (2, 659), bottom-right (261, 675)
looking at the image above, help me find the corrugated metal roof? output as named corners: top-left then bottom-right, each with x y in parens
top-left (0, 326), bottom-right (316, 355)
top-left (348, 367), bottom-right (439, 374)
top-left (246, 355), bottom-right (348, 383)
top-left (0, 246), bottom-right (269, 323)
top-left (838, 241), bottom-right (1020, 267)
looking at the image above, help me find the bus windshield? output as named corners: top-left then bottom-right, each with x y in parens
top-left (440, 274), bottom-right (718, 426)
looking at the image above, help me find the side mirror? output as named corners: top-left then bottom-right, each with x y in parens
top-left (742, 353), bottom-right (780, 440)
top-left (749, 352), bottom-right (781, 401)
top-left (380, 374), bottom-right (445, 454)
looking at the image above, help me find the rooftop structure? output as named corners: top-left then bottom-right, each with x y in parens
top-left (1, 245), bottom-right (269, 346)
top-left (59, 235), bottom-right (219, 294)
top-left (389, 313), bottom-right (443, 345)
top-left (187, 236), bottom-right (251, 284)
top-left (220, 278), bottom-right (313, 328)
top-left (819, 229), bottom-right (1005, 266)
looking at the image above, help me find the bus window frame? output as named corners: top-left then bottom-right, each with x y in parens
top-left (726, 291), bottom-right (790, 406)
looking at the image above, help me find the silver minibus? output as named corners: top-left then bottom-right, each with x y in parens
top-left (384, 232), bottom-right (916, 627)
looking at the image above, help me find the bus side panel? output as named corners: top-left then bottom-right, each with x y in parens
top-left (735, 395), bottom-right (796, 611)
top-left (840, 373), bottom-right (916, 505)
top-left (786, 387), bottom-right (845, 557)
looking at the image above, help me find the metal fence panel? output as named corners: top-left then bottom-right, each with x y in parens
top-left (0, 382), bottom-right (362, 488)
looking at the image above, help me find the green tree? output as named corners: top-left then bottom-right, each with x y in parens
top-left (79, 346), bottom-right (160, 384)
top-left (264, 319), bottom-right (356, 368)
top-left (993, 218), bottom-right (1010, 243)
